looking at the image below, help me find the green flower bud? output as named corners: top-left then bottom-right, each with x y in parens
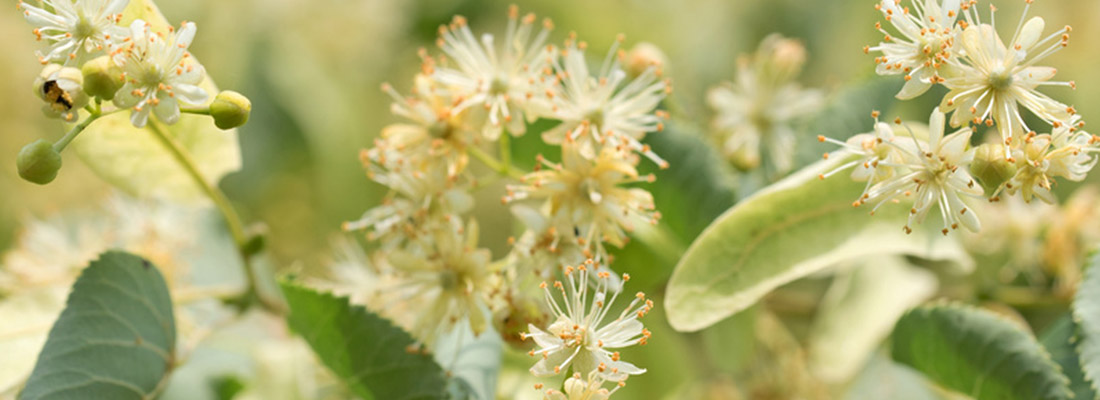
top-left (81, 55), bottom-right (124, 101)
top-left (971, 143), bottom-right (1017, 196)
top-left (17, 140), bottom-right (63, 185)
top-left (210, 91), bottom-right (252, 130)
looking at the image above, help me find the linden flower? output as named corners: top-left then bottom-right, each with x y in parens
top-left (708, 34), bottom-right (823, 173)
top-left (818, 118), bottom-right (903, 187)
top-left (431, 6), bottom-right (557, 140)
top-left (869, 0), bottom-right (961, 99)
top-left (383, 221), bottom-right (492, 345)
top-left (522, 262), bottom-right (652, 382)
top-left (858, 108), bottom-right (983, 234)
top-left (17, 0), bottom-right (128, 65)
top-left (541, 35), bottom-right (670, 166)
top-left (508, 205), bottom-right (588, 278)
top-left (343, 160), bottom-right (473, 251)
top-left (940, 2), bottom-right (1078, 155)
top-left (504, 142), bottom-right (659, 261)
top-left (376, 75), bottom-right (476, 179)
top-left (113, 20), bottom-right (209, 128)
top-left (1003, 127), bottom-right (1098, 203)
top-left (539, 371), bottom-right (626, 400)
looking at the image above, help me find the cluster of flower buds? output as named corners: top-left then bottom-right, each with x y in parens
top-left (341, 5), bottom-right (667, 394)
top-left (14, 0), bottom-right (251, 184)
top-left (819, 0), bottom-right (1096, 235)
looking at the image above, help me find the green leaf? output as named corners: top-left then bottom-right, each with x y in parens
top-left (1073, 252), bottom-right (1100, 397)
top-left (1039, 315), bottom-right (1099, 400)
top-left (891, 304), bottom-right (1072, 400)
top-left (279, 281), bottom-right (448, 400)
top-left (640, 122), bottom-right (737, 244)
top-left (612, 123), bottom-right (736, 290)
top-left (19, 251), bottom-right (177, 400)
top-left (72, 0), bottom-right (241, 203)
top-left (808, 256), bottom-right (937, 383)
top-left (663, 156), bottom-right (971, 332)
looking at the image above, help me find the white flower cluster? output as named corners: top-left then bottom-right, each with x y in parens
top-left (821, 0), bottom-right (1096, 234)
top-left (18, 0), bottom-right (208, 127)
top-left (341, 5), bottom-right (666, 395)
top-left (707, 34), bottom-right (824, 174)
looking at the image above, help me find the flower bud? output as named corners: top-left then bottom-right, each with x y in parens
top-left (33, 65), bottom-right (88, 122)
top-left (17, 140), bottom-right (63, 185)
top-left (81, 55), bottom-right (124, 101)
top-left (756, 34), bottom-right (807, 86)
top-left (625, 42), bottom-right (668, 78)
top-left (724, 138), bottom-right (761, 171)
top-left (209, 91), bottom-right (252, 130)
top-left (971, 143), bottom-right (1017, 196)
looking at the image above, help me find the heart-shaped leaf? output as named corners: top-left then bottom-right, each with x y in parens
top-left (20, 251), bottom-right (176, 400)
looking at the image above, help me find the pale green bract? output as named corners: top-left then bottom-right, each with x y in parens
top-left (807, 256), bottom-right (937, 383)
top-left (71, 0), bottom-right (241, 204)
top-left (19, 251), bottom-right (176, 400)
top-left (663, 155), bottom-right (971, 332)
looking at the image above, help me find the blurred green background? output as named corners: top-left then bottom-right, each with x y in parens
top-left (2, 0), bottom-right (1098, 397)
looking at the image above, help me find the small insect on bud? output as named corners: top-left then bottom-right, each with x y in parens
top-left (624, 42), bottom-right (668, 78)
top-left (81, 55), bottom-right (124, 101)
top-left (210, 90), bottom-right (252, 130)
top-left (17, 140), bottom-right (63, 185)
top-left (970, 143), bottom-right (1017, 197)
top-left (33, 64), bottom-right (88, 122)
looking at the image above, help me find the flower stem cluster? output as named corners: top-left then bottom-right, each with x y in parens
top-left (820, 0), bottom-right (1096, 234)
top-left (341, 5), bottom-right (667, 394)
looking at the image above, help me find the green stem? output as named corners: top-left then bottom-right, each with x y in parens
top-left (146, 121), bottom-right (284, 314)
top-left (180, 106), bottom-right (211, 116)
top-left (499, 133), bottom-right (512, 174)
top-left (468, 145), bottom-right (525, 180)
top-left (53, 113), bottom-right (101, 152)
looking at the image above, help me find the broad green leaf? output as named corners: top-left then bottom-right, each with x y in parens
top-left (808, 256), bottom-right (937, 383)
top-left (72, 0), bottom-right (241, 203)
top-left (613, 122), bottom-right (736, 290)
top-left (280, 281), bottom-right (448, 400)
top-left (891, 304), bottom-right (1072, 400)
top-left (664, 156), bottom-right (971, 332)
top-left (1073, 252), bottom-right (1100, 397)
top-left (1039, 315), bottom-right (1098, 400)
top-left (639, 122), bottom-right (737, 244)
top-left (20, 251), bottom-right (177, 400)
